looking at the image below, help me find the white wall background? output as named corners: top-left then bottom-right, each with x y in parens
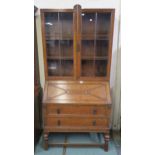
top-left (34, 0), bottom-right (121, 130)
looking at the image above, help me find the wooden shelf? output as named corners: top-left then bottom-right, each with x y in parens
top-left (47, 56), bottom-right (73, 60)
top-left (81, 56), bottom-right (108, 60)
top-left (46, 35), bottom-right (73, 40)
top-left (81, 34), bottom-right (109, 40)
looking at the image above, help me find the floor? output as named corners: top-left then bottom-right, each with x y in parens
top-left (35, 132), bottom-right (121, 155)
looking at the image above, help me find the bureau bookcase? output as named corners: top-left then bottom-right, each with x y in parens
top-left (41, 4), bottom-right (115, 152)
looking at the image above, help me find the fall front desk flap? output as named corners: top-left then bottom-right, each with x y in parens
top-left (43, 81), bottom-right (111, 104)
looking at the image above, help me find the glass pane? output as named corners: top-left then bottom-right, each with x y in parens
top-left (95, 60), bottom-right (107, 76)
top-left (48, 60), bottom-right (61, 76)
top-left (96, 13), bottom-right (111, 35)
top-left (96, 40), bottom-right (108, 57)
top-left (81, 60), bottom-right (94, 76)
top-left (60, 13), bottom-right (73, 38)
top-left (60, 40), bottom-right (73, 58)
top-left (44, 13), bottom-right (59, 37)
top-left (82, 13), bottom-right (95, 35)
top-left (81, 40), bottom-right (94, 57)
top-left (46, 40), bottom-right (59, 57)
top-left (61, 60), bottom-right (73, 76)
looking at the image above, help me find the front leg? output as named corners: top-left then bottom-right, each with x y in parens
top-left (44, 133), bottom-right (49, 150)
top-left (103, 133), bottom-right (110, 152)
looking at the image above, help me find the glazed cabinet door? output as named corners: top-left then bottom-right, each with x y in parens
top-left (41, 10), bottom-right (74, 79)
top-left (79, 9), bottom-right (115, 80)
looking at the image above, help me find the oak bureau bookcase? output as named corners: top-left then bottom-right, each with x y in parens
top-left (41, 4), bottom-right (115, 152)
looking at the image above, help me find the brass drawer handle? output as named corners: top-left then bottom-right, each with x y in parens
top-left (93, 109), bottom-right (97, 115)
top-left (57, 120), bottom-right (61, 126)
top-left (57, 109), bottom-right (60, 114)
top-left (92, 120), bottom-right (96, 126)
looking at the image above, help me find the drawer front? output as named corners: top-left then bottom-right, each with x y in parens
top-left (46, 105), bottom-right (111, 116)
top-left (45, 117), bottom-right (109, 127)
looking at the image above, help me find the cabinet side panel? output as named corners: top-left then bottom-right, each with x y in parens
top-left (107, 10), bottom-right (115, 80)
top-left (41, 10), bottom-right (48, 80)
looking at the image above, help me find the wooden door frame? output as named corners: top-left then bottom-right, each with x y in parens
top-left (76, 7), bottom-right (115, 81)
top-left (40, 9), bottom-right (75, 81)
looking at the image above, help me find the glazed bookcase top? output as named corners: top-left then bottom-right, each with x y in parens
top-left (41, 5), bottom-right (115, 81)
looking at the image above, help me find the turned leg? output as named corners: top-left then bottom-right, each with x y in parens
top-left (44, 133), bottom-right (49, 150)
top-left (103, 133), bottom-right (110, 152)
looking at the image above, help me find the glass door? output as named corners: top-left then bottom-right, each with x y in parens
top-left (81, 12), bottom-right (95, 77)
top-left (44, 11), bottom-right (74, 77)
top-left (80, 11), bottom-right (111, 78)
top-left (95, 12), bottom-right (111, 77)
top-left (60, 12), bottom-right (73, 76)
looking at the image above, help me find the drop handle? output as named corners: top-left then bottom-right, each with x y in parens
top-left (93, 109), bottom-right (97, 115)
top-left (92, 120), bottom-right (96, 126)
top-left (57, 109), bottom-right (60, 114)
top-left (57, 120), bottom-right (61, 126)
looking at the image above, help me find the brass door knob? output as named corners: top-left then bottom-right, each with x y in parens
top-left (93, 109), bottom-right (97, 115)
top-left (57, 120), bottom-right (61, 126)
top-left (57, 109), bottom-right (60, 114)
top-left (92, 120), bottom-right (96, 126)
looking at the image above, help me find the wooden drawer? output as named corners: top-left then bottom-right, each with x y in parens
top-left (45, 117), bottom-right (109, 127)
top-left (46, 105), bottom-right (111, 116)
